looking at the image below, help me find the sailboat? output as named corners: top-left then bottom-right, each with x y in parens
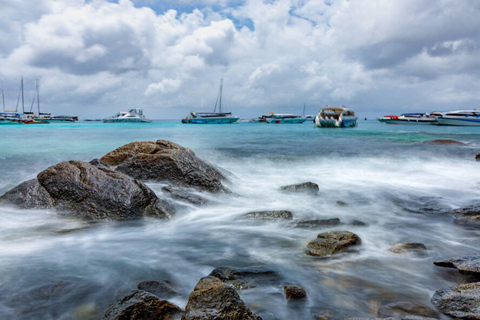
top-left (31, 79), bottom-right (77, 122)
top-left (182, 78), bottom-right (240, 124)
top-left (0, 78), bottom-right (38, 125)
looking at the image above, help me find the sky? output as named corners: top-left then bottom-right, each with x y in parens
top-left (0, 0), bottom-right (479, 119)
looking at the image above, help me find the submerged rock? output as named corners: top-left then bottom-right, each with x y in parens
top-left (476, 153), bottom-right (480, 162)
top-left (0, 161), bottom-right (173, 220)
top-left (292, 218), bottom-right (341, 229)
top-left (182, 276), bottom-right (262, 320)
top-left (280, 182), bottom-right (319, 194)
top-left (431, 282), bottom-right (480, 319)
top-left (208, 266), bottom-right (281, 290)
top-left (101, 140), bottom-right (229, 193)
top-left (377, 301), bottom-right (439, 319)
top-left (284, 285), bottom-right (307, 301)
top-left (453, 206), bottom-right (480, 228)
top-left (138, 280), bottom-right (178, 299)
top-left (336, 200), bottom-right (348, 206)
top-left (389, 243), bottom-right (428, 256)
top-left (162, 186), bottom-right (209, 206)
top-left (306, 231), bottom-right (361, 257)
top-left (426, 139), bottom-right (465, 145)
top-left (434, 254), bottom-right (480, 275)
top-left (243, 210), bottom-right (293, 221)
top-left (103, 290), bottom-right (183, 320)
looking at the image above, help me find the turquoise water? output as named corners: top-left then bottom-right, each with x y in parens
top-left (1, 120), bottom-right (480, 319)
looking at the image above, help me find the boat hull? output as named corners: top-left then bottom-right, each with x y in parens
top-left (378, 118), bottom-right (437, 125)
top-left (103, 119), bottom-right (152, 123)
top-left (437, 118), bottom-right (480, 126)
top-left (182, 117), bottom-right (239, 124)
top-left (266, 118), bottom-right (306, 124)
top-left (315, 116), bottom-right (357, 128)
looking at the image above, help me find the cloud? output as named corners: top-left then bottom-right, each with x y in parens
top-left (145, 78), bottom-right (182, 95)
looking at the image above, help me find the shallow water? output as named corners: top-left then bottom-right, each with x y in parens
top-left (1, 120), bottom-right (480, 319)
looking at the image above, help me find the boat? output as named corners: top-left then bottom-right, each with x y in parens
top-left (266, 114), bottom-right (307, 124)
top-left (0, 80), bottom-right (40, 125)
top-left (103, 108), bottom-right (152, 123)
top-left (378, 113), bottom-right (438, 124)
top-left (436, 110), bottom-right (480, 126)
top-left (314, 106), bottom-right (357, 128)
top-left (182, 79), bottom-right (240, 124)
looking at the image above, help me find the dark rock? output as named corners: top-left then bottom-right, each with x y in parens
top-left (103, 290), bottom-right (183, 320)
top-left (434, 254), bottom-right (480, 275)
top-left (389, 243), bottom-right (428, 256)
top-left (476, 153), bottom-right (480, 162)
top-left (89, 158), bottom-right (110, 168)
top-left (426, 139), bottom-right (465, 145)
top-left (306, 231), bottom-right (361, 257)
top-left (101, 140), bottom-right (229, 193)
top-left (454, 206), bottom-right (480, 228)
top-left (138, 280), bottom-right (178, 298)
top-left (431, 282), bottom-right (480, 319)
top-left (209, 266), bottom-right (281, 290)
top-left (377, 301), bottom-right (439, 319)
top-left (350, 220), bottom-right (368, 226)
top-left (283, 285), bottom-right (306, 301)
top-left (313, 310), bottom-right (334, 320)
top-left (292, 218), bottom-right (341, 229)
top-left (1, 161), bottom-right (173, 220)
top-left (0, 179), bottom-right (54, 209)
top-left (182, 276), bottom-right (262, 320)
top-left (280, 182), bottom-right (319, 194)
top-left (162, 186), bottom-right (209, 206)
top-left (243, 210), bottom-right (293, 221)
top-left (336, 200), bottom-right (348, 206)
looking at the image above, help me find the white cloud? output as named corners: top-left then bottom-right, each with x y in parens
top-left (145, 78), bottom-right (183, 95)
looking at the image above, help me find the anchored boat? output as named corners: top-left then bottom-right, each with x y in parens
top-left (103, 108), bottom-right (152, 123)
top-left (314, 106), bottom-right (357, 128)
top-left (437, 110), bottom-right (480, 126)
top-left (378, 113), bottom-right (438, 124)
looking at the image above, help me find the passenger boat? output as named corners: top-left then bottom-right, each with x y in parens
top-left (182, 79), bottom-right (240, 124)
top-left (266, 114), bottom-right (307, 124)
top-left (103, 108), bottom-right (152, 123)
top-left (314, 106), bottom-right (357, 128)
top-left (378, 113), bottom-right (438, 124)
top-left (436, 110), bottom-right (480, 126)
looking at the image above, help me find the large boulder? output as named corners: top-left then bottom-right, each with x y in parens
top-left (208, 266), bottom-right (281, 290)
top-left (453, 206), bottom-right (480, 228)
top-left (182, 276), bottom-right (262, 320)
top-left (377, 301), bottom-right (439, 319)
top-left (100, 140), bottom-right (229, 193)
top-left (280, 182), bottom-right (319, 194)
top-left (431, 282), bottom-right (480, 319)
top-left (434, 254), bottom-right (480, 275)
top-left (243, 210), bottom-right (293, 221)
top-left (0, 161), bottom-right (173, 220)
top-left (103, 290), bottom-right (183, 320)
top-left (306, 231), bottom-right (361, 257)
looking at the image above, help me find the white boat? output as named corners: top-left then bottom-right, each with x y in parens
top-left (266, 114), bottom-right (307, 124)
top-left (436, 110), bottom-right (480, 126)
top-left (103, 108), bottom-right (152, 123)
top-left (182, 78), bottom-right (239, 124)
top-left (314, 106), bottom-right (357, 128)
top-left (378, 113), bottom-right (438, 124)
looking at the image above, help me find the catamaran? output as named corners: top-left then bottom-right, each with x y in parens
top-left (103, 108), bottom-right (152, 123)
top-left (182, 78), bottom-right (239, 124)
top-left (314, 106), bottom-right (357, 128)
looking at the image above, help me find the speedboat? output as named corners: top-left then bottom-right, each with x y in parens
top-left (378, 113), bottom-right (438, 124)
top-left (314, 106), bottom-right (357, 128)
top-left (436, 110), bottom-right (480, 126)
top-left (103, 108), bottom-right (152, 123)
top-left (182, 78), bottom-right (239, 124)
top-left (266, 114), bottom-right (306, 124)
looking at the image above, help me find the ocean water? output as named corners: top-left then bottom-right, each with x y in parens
top-left (0, 120), bottom-right (480, 319)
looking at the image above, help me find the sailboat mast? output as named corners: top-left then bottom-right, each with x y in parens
top-left (2, 89), bottom-right (5, 112)
top-left (36, 79), bottom-right (40, 114)
top-left (21, 77), bottom-right (25, 114)
top-left (303, 103), bottom-right (306, 117)
top-left (219, 78), bottom-right (223, 113)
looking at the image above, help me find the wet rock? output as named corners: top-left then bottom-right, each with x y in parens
top-left (426, 139), bottom-right (465, 145)
top-left (336, 200), bottom-right (348, 206)
top-left (243, 210), bottom-right (293, 221)
top-left (292, 218), bottom-right (341, 229)
top-left (476, 153), bottom-right (480, 162)
top-left (209, 266), bottom-right (281, 290)
top-left (182, 276), bottom-right (262, 320)
top-left (101, 140), bottom-right (229, 193)
top-left (377, 301), bottom-right (440, 319)
top-left (313, 310), bottom-right (334, 320)
top-left (389, 243), bottom-right (428, 256)
top-left (434, 254), bottom-right (480, 275)
top-left (162, 186), bottom-right (209, 206)
top-left (306, 231), bottom-right (361, 257)
top-left (1, 161), bottom-right (173, 220)
top-left (284, 285), bottom-right (307, 301)
top-left (138, 280), bottom-right (178, 298)
top-left (431, 282), bottom-right (480, 319)
top-left (280, 182), bottom-right (319, 194)
top-left (350, 220), bottom-right (368, 226)
top-left (103, 290), bottom-right (183, 320)
top-left (454, 206), bottom-right (480, 228)
top-left (89, 158), bottom-right (110, 168)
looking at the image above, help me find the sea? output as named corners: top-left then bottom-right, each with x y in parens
top-left (0, 120), bottom-right (479, 319)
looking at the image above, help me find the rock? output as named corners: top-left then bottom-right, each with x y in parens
top-left (89, 158), bottom-right (110, 168)
top-left (280, 182), bottom-right (319, 194)
top-left (453, 206), bottom-right (480, 228)
top-left (350, 220), bottom-right (368, 226)
top-left (182, 276), bottom-right (262, 320)
top-left (292, 218), bottom-right (341, 229)
top-left (476, 153), bottom-right (480, 162)
top-left (389, 243), bottom-right (428, 256)
top-left (306, 231), bottom-right (361, 257)
top-left (1, 161), bottom-right (173, 220)
top-left (434, 254), bottom-right (480, 275)
top-left (336, 200), bottom-right (348, 206)
top-left (243, 210), bottom-right (293, 221)
top-left (209, 266), bottom-right (281, 290)
top-left (313, 310), bottom-right (334, 320)
top-left (138, 280), bottom-right (178, 298)
top-left (101, 140), bottom-right (229, 193)
top-left (377, 301), bottom-right (439, 319)
top-left (0, 179), bottom-right (54, 209)
top-left (426, 139), bottom-right (465, 145)
top-left (431, 282), bottom-right (480, 319)
top-left (162, 186), bottom-right (209, 206)
top-left (103, 290), bottom-right (183, 320)
top-left (284, 285), bottom-right (307, 301)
